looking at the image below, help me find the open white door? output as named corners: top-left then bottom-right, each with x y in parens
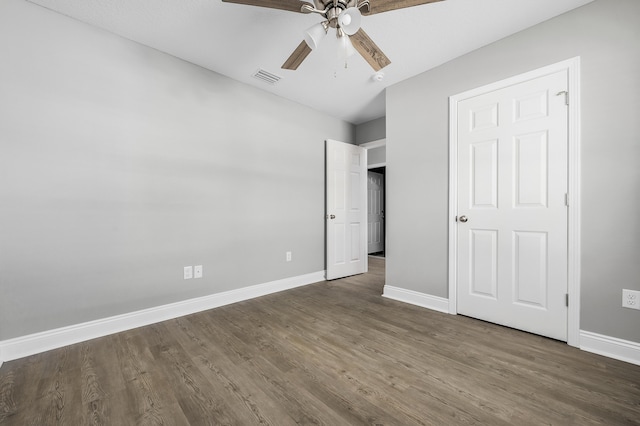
top-left (326, 139), bottom-right (367, 280)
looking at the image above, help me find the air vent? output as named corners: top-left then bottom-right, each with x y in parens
top-left (253, 69), bottom-right (282, 85)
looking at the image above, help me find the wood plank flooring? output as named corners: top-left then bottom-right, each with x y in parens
top-left (1, 257), bottom-right (639, 425)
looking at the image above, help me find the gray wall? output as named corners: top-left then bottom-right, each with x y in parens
top-left (356, 117), bottom-right (386, 166)
top-left (355, 117), bottom-right (386, 144)
top-left (0, 0), bottom-right (354, 340)
top-left (386, 0), bottom-right (640, 343)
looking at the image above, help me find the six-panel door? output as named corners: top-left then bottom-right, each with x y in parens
top-left (326, 139), bottom-right (367, 280)
top-left (456, 70), bottom-right (569, 341)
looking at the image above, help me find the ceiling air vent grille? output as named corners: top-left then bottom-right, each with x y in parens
top-left (253, 69), bottom-right (282, 85)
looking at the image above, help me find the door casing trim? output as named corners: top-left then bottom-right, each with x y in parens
top-left (447, 57), bottom-right (581, 347)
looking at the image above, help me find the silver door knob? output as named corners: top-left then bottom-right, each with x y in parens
top-left (458, 215), bottom-right (468, 223)
top-left (329, 214), bottom-right (335, 219)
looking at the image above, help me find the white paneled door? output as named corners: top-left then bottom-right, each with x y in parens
top-left (367, 171), bottom-right (384, 254)
top-left (456, 70), bottom-right (569, 341)
top-left (326, 139), bottom-right (367, 280)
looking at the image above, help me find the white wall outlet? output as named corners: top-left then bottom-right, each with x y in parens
top-left (184, 266), bottom-right (193, 280)
top-left (622, 289), bottom-right (640, 310)
top-left (286, 251), bottom-right (292, 262)
top-left (194, 265), bottom-right (203, 278)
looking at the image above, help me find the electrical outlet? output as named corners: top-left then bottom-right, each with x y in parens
top-left (286, 251), bottom-right (292, 262)
top-left (194, 265), bottom-right (203, 279)
top-left (622, 289), bottom-right (640, 310)
top-left (184, 266), bottom-right (193, 280)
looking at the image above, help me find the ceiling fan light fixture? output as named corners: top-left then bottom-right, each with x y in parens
top-left (337, 7), bottom-right (362, 36)
top-left (304, 21), bottom-right (329, 50)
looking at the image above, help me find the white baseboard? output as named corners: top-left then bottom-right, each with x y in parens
top-left (0, 271), bottom-right (325, 364)
top-left (382, 285), bottom-right (449, 314)
top-left (5, 279), bottom-right (638, 370)
top-left (381, 288), bottom-right (640, 367)
top-left (580, 330), bottom-right (640, 366)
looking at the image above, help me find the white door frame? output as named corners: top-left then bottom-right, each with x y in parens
top-left (362, 138), bottom-right (387, 256)
top-left (447, 57), bottom-right (581, 347)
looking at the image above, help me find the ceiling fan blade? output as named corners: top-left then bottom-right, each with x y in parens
top-left (350, 28), bottom-right (391, 71)
top-left (222, 0), bottom-right (314, 13)
top-left (282, 41), bottom-right (313, 70)
top-left (363, 0), bottom-right (444, 15)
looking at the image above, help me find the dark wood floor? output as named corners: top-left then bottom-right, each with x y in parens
top-left (1, 257), bottom-right (639, 425)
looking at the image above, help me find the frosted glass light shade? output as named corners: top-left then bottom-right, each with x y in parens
top-left (340, 34), bottom-right (357, 58)
top-left (338, 7), bottom-right (362, 36)
top-left (304, 22), bottom-right (328, 50)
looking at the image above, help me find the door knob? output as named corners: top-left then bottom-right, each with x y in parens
top-left (458, 215), bottom-right (468, 223)
top-left (328, 214), bottom-right (336, 219)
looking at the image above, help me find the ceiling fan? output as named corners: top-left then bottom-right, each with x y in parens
top-left (221, 0), bottom-right (444, 71)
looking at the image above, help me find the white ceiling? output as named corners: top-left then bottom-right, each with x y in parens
top-left (27, 0), bottom-right (592, 124)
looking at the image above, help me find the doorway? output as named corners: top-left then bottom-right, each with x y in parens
top-left (368, 166), bottom-right (385, 258)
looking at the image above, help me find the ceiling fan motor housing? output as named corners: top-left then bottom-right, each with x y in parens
top-left (324, 1), bottom-right (350, 27)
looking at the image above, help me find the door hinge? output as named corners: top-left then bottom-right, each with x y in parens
top-left (557, 90), bottom-right (569, 106)
top-left (565, 193), bottom-right (569, 207)
top-left (565, 293), bottom-right (569, 307)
